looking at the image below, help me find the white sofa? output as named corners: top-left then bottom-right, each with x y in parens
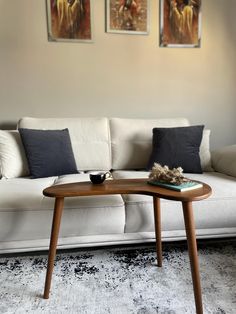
top-left (0, 117), bottom-right (236, 254)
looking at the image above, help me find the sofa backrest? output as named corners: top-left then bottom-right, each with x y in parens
top-left (110, 118), bottom-right (190, 170)
top-left (18, 117), bottom-right (111, 171)
top-left (110, 118), bottom-right (213, 171)
top-left (15, 116), bottom-right (212, 175)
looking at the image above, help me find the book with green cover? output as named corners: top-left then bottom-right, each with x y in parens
top-left (148, 180), bottom-right (203, 192)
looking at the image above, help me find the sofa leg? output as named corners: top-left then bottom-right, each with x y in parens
top-left (153, 196), bottom-right (162, 267)
top-left (43, 197), bottom-right (64, 299)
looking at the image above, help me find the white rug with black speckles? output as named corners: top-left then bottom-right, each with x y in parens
top-left (0, 241), bottom-right (236, 314)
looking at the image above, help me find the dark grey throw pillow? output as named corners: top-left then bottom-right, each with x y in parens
top-left (147, 125), bottom-right (204, 173)
top-left (19, 128), bottom-right (78, 178)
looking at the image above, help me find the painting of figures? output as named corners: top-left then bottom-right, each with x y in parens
top-left (106, 0), bottom-right (149, 35)
top-left (46, 0), bottom-right (92, 42)
top-left (160, 0), bottom-right (201, 47)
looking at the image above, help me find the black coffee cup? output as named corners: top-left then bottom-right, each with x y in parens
top-left (89, 171), bottom-right (111, 184)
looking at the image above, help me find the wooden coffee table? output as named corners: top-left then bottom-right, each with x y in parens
top-left (42, 178), bottom-right (211, 314)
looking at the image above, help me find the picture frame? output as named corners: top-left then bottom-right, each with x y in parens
top-left (46, 0), bottom-right (93, 43)
top-left (106, 0), bottom-right (149, 35)
top-left (160, 0), bottom-right (202, 48)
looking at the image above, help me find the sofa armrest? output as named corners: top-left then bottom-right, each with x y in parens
top-left (211, 145), bottom-right (236, 177)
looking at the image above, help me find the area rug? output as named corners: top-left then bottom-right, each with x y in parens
top-left (0, 240), bottom-right (236, 314)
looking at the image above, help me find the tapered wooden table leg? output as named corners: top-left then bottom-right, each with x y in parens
top-left (182, 201), bottom-right (203, 314)
top-left (43, 197), bottom-right (64, 299)
top-left (153, 196), bottom-right (162, 267)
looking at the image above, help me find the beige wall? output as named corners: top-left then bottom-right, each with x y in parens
top-left (0, 0), bottom-right (235, 149)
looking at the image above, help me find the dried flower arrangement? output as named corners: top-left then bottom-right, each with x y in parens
top-left (148, 163), bottom-right (189, 185)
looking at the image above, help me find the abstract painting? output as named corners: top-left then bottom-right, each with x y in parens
top-left (106, 0), bottom-right (149, 35)
top-left (160, 0), bottom-right (201, 47)
top-left (46, 0), bottom-right (92, 42)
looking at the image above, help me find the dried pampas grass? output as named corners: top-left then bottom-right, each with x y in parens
top-left (148, 163), bottom-right (188, 185)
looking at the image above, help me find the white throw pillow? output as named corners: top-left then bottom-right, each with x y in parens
top-left (200, 129), bottom-right (213, 172)
top-left (0, 130), bottom-right (29, 178)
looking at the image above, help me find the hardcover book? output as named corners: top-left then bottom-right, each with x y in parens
top-left (148, 180), bottom-right (203, 192)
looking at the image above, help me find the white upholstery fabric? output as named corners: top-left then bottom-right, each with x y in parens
top-left (212, 145), bottom-right (236, 177)
top-left (1, 169), bottom-right (236, 252)
top-left (0, 173), bottom-right (125, 249)
top-left (0, 173), bottom-right (124, 211)
top-left (52, 173), bottom-right (124, 211)
top-left (110, 118), bottom-right (212, 171)
top-left (2, 230), bottom-right (236, 254)
top-left (110, 118), bottom-right (190, 170)
top-left (18, 117), bottom-right (111, 171)
top-left (0, 176), bottom-right (56, 211)
top-left (0, 117), bottom-right (234, 253)
top-left (0, 130), bottom-right (29, 178)
top-left (112, 170), bottom-right (236, 234)
top-left (200, 130), bottom-right (213, 171)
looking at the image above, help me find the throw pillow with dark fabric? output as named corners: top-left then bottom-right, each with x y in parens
top-left (147, 125), bottom-right (204, 173)
top-left (19, 128), bottom-right (78, 178)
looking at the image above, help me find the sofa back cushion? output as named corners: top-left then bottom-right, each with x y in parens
top-left (110, 118), bottom-right (190, 170)
top-left (110, 118), bottom-right (213, 171)
top-left (18, 117), bottom-right (111, 171)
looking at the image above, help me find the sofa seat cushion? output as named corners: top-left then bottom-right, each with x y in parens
top-left (0, 173), bottom-right (124, 211)
top-left (0, 173), bottom-right (125, 244)
top-left (112, 170), bottom-right (236, 234)
top-left (53, 173), bottom-right (124, 210)
top-left (112, 170), bottom-right (236, 202)
top-left (0, 176), bottom-right (56, 211)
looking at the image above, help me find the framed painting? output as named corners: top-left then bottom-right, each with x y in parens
top-left (46, 0), bottom-right (93, 42)
top-left (160, 0), bottom-right (202, 47)
top-left (106, 0), bottom-right (149, 35)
